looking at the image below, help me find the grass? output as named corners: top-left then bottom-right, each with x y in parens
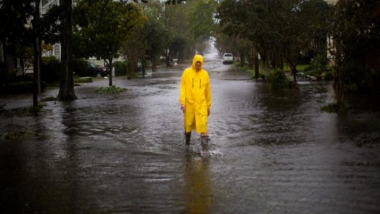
top-left (11, 104), bottom-right (44, 114)
top-left (235, 62), bottom-right (310, 79)
top-left (320, 102), bottom-right (348, 113)
top-left (42, 96), bottom-right (57, 101)
top-left (284, 64), bottom-right (309, 72)
top-left (1, 130), bottom-right (37, 141)
top-left (75, 77), bottom-right (93, 83)
top-left (95, 85), bottom-right (128, 94)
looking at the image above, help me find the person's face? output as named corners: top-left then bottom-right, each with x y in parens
top-left (195, 61), bottom-right (202, 71)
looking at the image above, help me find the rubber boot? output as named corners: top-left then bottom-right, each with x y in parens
top-left (185, 132), bottom-right (191, 145)
top-left (201, 136), bottom-right (209, 151)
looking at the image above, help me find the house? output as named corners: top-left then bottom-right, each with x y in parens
top-left (41, 0), bottom-right (62, 59)
top-left (0, 42), bottom-right (22, 75)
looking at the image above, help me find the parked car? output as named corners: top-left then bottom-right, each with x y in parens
top-left (87, 62), bottom-right (110, 77)
top-left (222, 53), bottom-right (234, 64)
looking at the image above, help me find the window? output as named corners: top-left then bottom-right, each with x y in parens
top-left (54, 45), bottom-right (60, 59)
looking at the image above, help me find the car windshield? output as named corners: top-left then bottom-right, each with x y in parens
top-left (224, 54), bottom-right (232, 56)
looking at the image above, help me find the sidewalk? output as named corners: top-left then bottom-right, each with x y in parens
top-left (0, 87), bottom-right (59, 110)
top-left (0, 77), bottom-right (111, 110)
top-left (0, 64), bottom-right (185, 111)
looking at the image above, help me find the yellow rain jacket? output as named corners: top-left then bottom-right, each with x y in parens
top-left (179, 55), bottom-right (211, 133)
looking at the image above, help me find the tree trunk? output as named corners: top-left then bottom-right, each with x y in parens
top-left (108, 58), bottom-right (113, 86)
top-left (292, 67), bottom-right (297, 84)
top-left (239, 50), bottom-right (245, 67)
top-left (334, 68), bottom-right (345, 110)
top-left (151, 58), bottom-right (158, 72)
top-left (57, 0), bottom-right (77, 101)
top-left (332, 43), bottom-right (347, 111)
top-left (254, 51), bottom-right (259, 80)
top-left (141, 59), bottom-right (146, 78)
top-left (333, 59), bottom-right (346, 111)
top-left (284, 55), bottom-right (298, 85)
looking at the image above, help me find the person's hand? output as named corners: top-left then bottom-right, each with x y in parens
top-left (208, 108), bottom-right (210, 116)
top-left (181, 104), bottom-right (186, 113)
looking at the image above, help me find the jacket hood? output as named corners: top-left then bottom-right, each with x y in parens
top-left (192, 54), bottom-right (204, 70)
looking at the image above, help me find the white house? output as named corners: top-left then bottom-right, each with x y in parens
top-left (41, 0), bottom-right (61, 60)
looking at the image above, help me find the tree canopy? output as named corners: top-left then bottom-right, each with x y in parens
top-left (73, 0), bottom-right (146, 85)
top-left (218, 0), bottom-right (330, 83)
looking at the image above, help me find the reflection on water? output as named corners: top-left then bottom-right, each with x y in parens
top-left (1, 71), bottom-right (380, 213)
top-left (185, 154), bottom-right (212, 214)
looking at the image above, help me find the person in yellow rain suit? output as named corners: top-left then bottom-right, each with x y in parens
top-left (179, 54), bottom-right (211, 146)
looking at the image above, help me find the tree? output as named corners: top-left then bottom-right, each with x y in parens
top-left (57, 0), bottom-right (77, 101)
top-left (0, 0), bottom-right (34, 56)
top-left (143, 2), bottom-right (166, 70)
top-left (145, 18), bottom-right (167, 71)
top-left (0, 0), bottom-right (66, 105)
top-left (217, 0), bottom-right (263, 78)
top-left (0, 0), bottom-right (39, 105)
top-left (187, 0), bottom-right (217, 42)
top-left (122, 25), bottom-right (147, 78)
top-left (121, 2), bottom-right (168, 74)
top-left (74, 0), bottom-right (145, 86)
top-left (218, 0), bottom-right (330, 84)
top-left (161, 2), bottom-right (192, 66)
top-left (328, 0), bottom-right (380, 110)
top-left (32, 0), bottom-right (42, 106)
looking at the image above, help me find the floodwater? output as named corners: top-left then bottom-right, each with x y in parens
top-left (1, 45), bottom-right (380, 214)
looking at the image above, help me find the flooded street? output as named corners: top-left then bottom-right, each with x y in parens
top-left (1, 46), bottom-right (380, 214)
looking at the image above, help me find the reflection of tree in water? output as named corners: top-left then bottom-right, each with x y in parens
top-left (184, 155), bottom-right (213, 214)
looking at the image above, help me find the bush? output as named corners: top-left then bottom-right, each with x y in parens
top-left (251, 72), bottom-right (266, 80)
top-left (267, 69), bottom-right (289, 90)
top-left (41, 56), bottom-right (61, 82)
top-left (74, 77), bottom-right (92, 83)
top-left (303, 65), bottom-right (313, 72)
top-left (73, 58), bottom-right (90, 77)
top-left (322, 71), bottom-right (334, 81)
top-left (320, 102), bottom-right (347, 113)
top-left (113, 61), bottom-right (128, 76)
top-left (0, 81), bottom-right (47, 94)
top-left (311, 54), bottom-right (328, 71)
top-left (95, 85), bottom-right (127, 94)
top-left (0, 62), bottom-right (8, 86)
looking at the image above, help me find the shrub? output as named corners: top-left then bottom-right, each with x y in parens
top-left (41, 56), bottom-right (61, 82)
top-left (303, 65), bottom-right (313, 72)
top-left (322, 71), bottom-right (334, 81)
top-left (74, 77), bottom-right (92, 83)
top-left (320, 102), bottom-right (347, 113)
top-left (42, 97), bottom-right (57, 101)
top-left (0, 62), bottom-right (8, 86)
top-left (310, 54), bottom-right (328, 72)
top-left (267, 69), bottom-right (289, 90)
top-left (95, 85), bottom-right (127, 94)
top-left (0, 81), bottom-right (47, 94)
top-left (73, 58), bottom-right (90, 77)
top-left (113, 61), bottom-right (128, 76)
top-left (251, 72), bottom-right (266, 80)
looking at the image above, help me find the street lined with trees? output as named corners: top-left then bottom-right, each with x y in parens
top-left (1, 1), bottom-right (380, 212)
top-left (0, 0), bottom-right (379, 111)
top-left (216, 0), bottom-right (379, 111)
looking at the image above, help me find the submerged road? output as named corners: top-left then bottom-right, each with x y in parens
top-left (1, 44), bottom-right (380, 214)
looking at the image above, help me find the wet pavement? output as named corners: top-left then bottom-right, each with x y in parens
top-left (1, 45), bottom-right (380, 214)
